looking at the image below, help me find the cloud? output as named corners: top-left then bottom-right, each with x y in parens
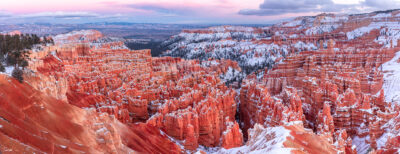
top-left (128, 3), bottom-right (198, 16)
top-left (20, 11), bottom-right (99, 19)
top-left (17, 11), bottom-right (127, 20)
top-left (0, 11), bottom-right (130, 24)
top-left (362, 0), bottom-right (400, 10)
top-left (239, 0), bottom-right (400, 16)
top-left (0, 11), bottom-right (12, 18)
top-left (239, 0), bottom-right (335, 16)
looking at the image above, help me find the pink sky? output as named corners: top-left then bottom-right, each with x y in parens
top-left (0, 0), bottom-right (260, 13)
top-left (0, 0), bottom-right (385, 24)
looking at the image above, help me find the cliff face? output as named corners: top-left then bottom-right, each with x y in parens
top-left (21, 30), bottom-right (244, 151)
top-left (234, 10), bottom-right (400, 153)
top-left (259, 45), bottom-right (398, 150)
top-left (53, 30), bottom-right (104, 45)
top-left (0, 75), bottom-right (182, 154)
top-left (239, 80), bottom-right (304, 138)
top-left (218, 123), bottom-right (340, 154)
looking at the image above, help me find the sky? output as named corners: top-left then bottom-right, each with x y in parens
top-left (0, 0), bottom-right (399, 24)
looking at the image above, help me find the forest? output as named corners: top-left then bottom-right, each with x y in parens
top-left (0, 34), bottom-right (52, 82)
top-left (125, 40), bottom-right (168, 57)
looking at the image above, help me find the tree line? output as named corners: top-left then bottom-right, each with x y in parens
top-left (0, 34), bottom-right (53, 82)
top-left (125, 40), bottom-right (168, 57)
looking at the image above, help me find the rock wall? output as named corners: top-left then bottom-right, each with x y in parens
top-left (0, 74), bottom-right (182, 153)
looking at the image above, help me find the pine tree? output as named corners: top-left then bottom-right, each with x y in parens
top-left (0, 63), bottom-right (4, 72)
top-left (12, 68), bottom-right (23, 83)
top-left (0, 33), bottom-right (45, 81)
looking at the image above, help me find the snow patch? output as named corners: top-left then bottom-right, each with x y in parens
top-left (0, 66), bottom-right (15, 76)
top-left (305, 24), bottom-right (339, 35)
top-left (373, 13), bottom-right (392, 18)
top-left (382, 51), bottom-right (400, 104)
top-left (352, 136), bottom-right (371, 154)
top-left (217, 124), bottom-right (292, 154)
top-left (51, 51), bottom-right (62, 62)
top-left (347, 23), bottom-right (379, 40)
top-left (283, 20), bottom-right (302, 27)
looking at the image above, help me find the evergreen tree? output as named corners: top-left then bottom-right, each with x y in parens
top-left (0, 33), bottom-right (45, 81)
top-left (12, 68), bottom-right (23, 83)
top-left (0, 63), bottom-right (4, 72)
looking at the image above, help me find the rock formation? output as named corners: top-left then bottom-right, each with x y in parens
top-left (218, 123), bottom-right (339, 153)
top-left (5, 9), bottom-right (400, 153)
top-left (21, 30), bottom-right (245, 151)
top-left (0, 74), bottom-right (182, 153)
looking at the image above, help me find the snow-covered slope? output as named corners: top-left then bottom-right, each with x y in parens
top-left (382, 51), bottom-right (400, 104)
top-left (161, 10), bottom-right (400, 80)
top-left (218, 124), bottom-right (292, 154)
top-left (216, 123), bottom-right (339, 154)
top-left (161, 26), bottom-right (318, 76)
top-left (53, 29), bottom-right (103, 44)
top-left (53, 29), bottom-right (128, 50)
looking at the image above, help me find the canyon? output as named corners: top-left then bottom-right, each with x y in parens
top-left (2, 9), bottom-right (400, 154)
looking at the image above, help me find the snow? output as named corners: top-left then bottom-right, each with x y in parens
top-left (347, 22), bottom-right (400, 40)
top-left (247, 57), bottom-right (267, 66)
top-left (321, 16), bottom-right (348, 23)
top-left (5, 66), bottom-right (13, 75)
top-left (0, 66), bottom-right (15, 76)
top-left (352, 136), bottom-right (371, 154)
top-left (377, 132), bottom-right (391, 149)
top-left (375, 51), bottom-right (400, 151)
top-left (51, 51), bottom-right (62, 62)
top-left (375, 26), bottom-right (400, 48)
top-left (305, 24), bottom-right (339, 35)
top-left (54, 29), bottom-right (99, 44)
top-left (283, 20), bottom-right (302, 27)
top-left (360, 108), bottom-right (373, 114)
top-left (220, 67), bottom-right (243, 83)
top-left (96, 127), bottom-right (109, 135)
top-left (293, 41), bottom-right (318, 50)
top-left (346, 23), bottom-right (380, 40)
top-left (217, 124), bottom-right (292, 154)
top-left (159, 129), bottom-right (185, 150)
top-left (284, 121), bottom-right (303, 126)
top-left (289, 34), bottom-right (298, 38)
top-left (194, 151), bottom-right (203, 154)
top-left (163, 27), bottom-right (300, 76)
top-left (375, 114), bottom-right (400, 151)
top-left (373, 13), bottom-right (392, 18)
top-left (382, 51), bottom-right (400, 104)
top-left (209, 26), bottom-right (256, 32)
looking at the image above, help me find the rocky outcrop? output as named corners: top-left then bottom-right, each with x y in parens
top-left (239, 79), bottom-right (304, 138)
top-left (316, 102), bottom-right (335, 143)
top-left (221, 122), bottom-right (243, 149)
top-left (236, 12), bottom-right (400, 152)
top-left (23, 30), bottom-right (245, 151)
top-left (218, 123), bottom-right (339, 154)
top-left (54, 30), bottom-right (103, 45)
top-left (147, 76), bottom-right (239, 150)
top-left (334, 129), bottom-right (356, 154)
top-left (257, 41), bottom-right (397, 133)
top-left (0, 74), bottom-right (182, 153)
